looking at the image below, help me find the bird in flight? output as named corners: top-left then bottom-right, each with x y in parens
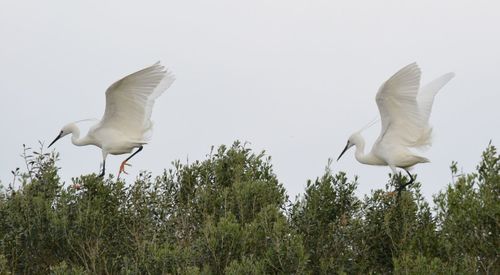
top-left (337, 62), bottom-right (454, 191)
top-left (49, 62), bottom-right (175, 178)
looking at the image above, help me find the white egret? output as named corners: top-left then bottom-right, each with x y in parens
top-left (337, 62), bottom-right (454, 190)
top-left (48, 62), bottom-right (175, 177)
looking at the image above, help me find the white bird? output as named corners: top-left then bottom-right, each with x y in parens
top-left (337, 62), bottom-right (454, 190)
top-left (48, 62), bottom-right (175, 177)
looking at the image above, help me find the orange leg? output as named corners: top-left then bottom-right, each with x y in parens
top-left (386, 191), bottom-right (397, 197)
top-left (118, 161), bottom-right (131, 177)
top-left (117, 146), bottom-right (143, 178)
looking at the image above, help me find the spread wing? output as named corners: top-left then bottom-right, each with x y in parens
top-left (417, 72), bottom-right (455, 124)
top-left (97, 62), bottom-right (175, 141)
top-left (375, 62), bottom-right (429, 148)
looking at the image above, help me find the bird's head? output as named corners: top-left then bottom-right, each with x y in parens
top-left (337, 132), bottom-right (361, 161)
top-left (48, 124), bottom-right (73, 148)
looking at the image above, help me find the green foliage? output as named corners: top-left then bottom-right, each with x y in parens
top-left (433, 142), bottom-right (500, 274)
top-left (0, 141), bottom-right (498, 274)
top-left (359, 181), bottom-right (440, 274)
top-left (393, 254), bottom-right (457, 274)
top-left (291, 164), bottom-right (361, 274)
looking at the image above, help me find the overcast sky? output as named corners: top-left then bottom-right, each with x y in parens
top-left (1, 0), bottom-right (499, 201)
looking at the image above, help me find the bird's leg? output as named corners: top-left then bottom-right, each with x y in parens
top-left (390, 166), bottom-right (400, 187)
top-left (98, 159), bottom-right (106, 178)
top-left (397, 169), bottom-right (414, 192)
top-left (385, 166), bottom-right (399, 197)
top-left (118, 146), bottom-right (143, 177)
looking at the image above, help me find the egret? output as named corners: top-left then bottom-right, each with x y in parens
top-left (48, 62), bottom-right (175, 177)
top-left (337, 62), bottom-right (454, 191)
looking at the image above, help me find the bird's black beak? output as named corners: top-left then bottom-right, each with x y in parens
top-left (337, 141), bottom-right (350, 161)
top-left (48, 131), bottom-right (63, 148)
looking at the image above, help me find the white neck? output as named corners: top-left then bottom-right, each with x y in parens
top-left (352, 133), bottom-right (380, 165)
top-left (67, 124), bottom-right (92, 146)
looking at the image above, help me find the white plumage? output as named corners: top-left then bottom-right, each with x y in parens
top-left (49, 62), bottom-right (175, 177)
top-left (337, 62), bottom-right (454, 190)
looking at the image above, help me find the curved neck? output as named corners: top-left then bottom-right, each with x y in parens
top-left (354, 136), bottom-right (367, 164)
top-left (352, 134), bottom-right (374, 165)
top-left (68, 124), bottom-right (91, 146)
top-left (352, 133), bottom-right (384, 166)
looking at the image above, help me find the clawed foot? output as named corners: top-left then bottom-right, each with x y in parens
top-left (117, 161), bottom-right (132, 178)
top-left (386, 191), bottom-right (397, 197)
top-left (396, 179), bottom-right (413, 193)
top-left (386, 185), bottom-right (406, 199)
top-left (389, 171), bottom-right (414, 194)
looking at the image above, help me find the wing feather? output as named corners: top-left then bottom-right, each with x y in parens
top-left (417, 72), bottom-right (455, 124)
top-left (375, 63), bottom-right (454, 149)
top-left (97, 62), bottom-right (175, 141)
top-left (375, 62), bottom-right (427, 147)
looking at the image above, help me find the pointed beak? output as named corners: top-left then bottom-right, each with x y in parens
top-left (48, 132), bottom-right (62, 148)
top-left (337, 142), bottom-right (350, 161)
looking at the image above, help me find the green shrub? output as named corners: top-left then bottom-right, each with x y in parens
top-left (0, 141), bottom-right (498, 273)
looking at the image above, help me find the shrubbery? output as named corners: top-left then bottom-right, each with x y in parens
top-left (0, 141), bottom-right (498, 274)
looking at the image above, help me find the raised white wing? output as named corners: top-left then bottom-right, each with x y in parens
top-left (417, 72), bottom-right (455, 124)
top-left (375, 62), bottom-right (429, 148)
top-left (98, 62), bottom-right (175, 141)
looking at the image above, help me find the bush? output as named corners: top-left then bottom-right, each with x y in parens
top-left (291, 165), bottom-right (361, 274)
top-left (0, 141), bottom-right (498, 273)
top-left (433, 142), bottom-right (499, 273)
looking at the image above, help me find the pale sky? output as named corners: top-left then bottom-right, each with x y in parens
top-left (1, 0), bottom-right (499, 201)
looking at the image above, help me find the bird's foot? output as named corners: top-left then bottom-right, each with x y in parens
top-left (117, 161), bottom-right (132, 178)
top-left (386, 191), bottom-right (398, 197)
top-left (397, 179), bottom-right (413, 192)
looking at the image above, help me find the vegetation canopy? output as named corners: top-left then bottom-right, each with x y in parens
top-left (0, 141), bottom-right (498, 274)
